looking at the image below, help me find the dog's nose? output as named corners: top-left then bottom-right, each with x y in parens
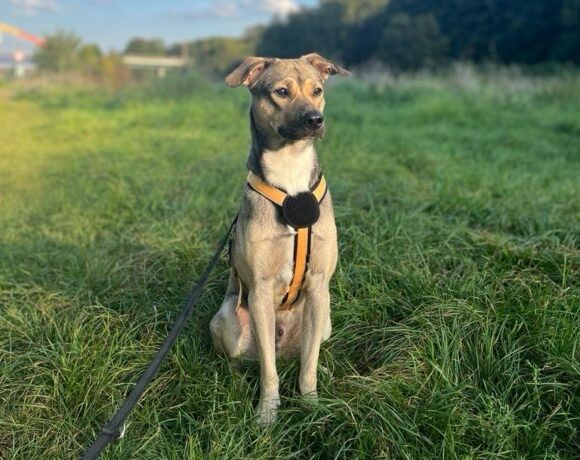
top-left (302, 111), bottom-right (324, 130)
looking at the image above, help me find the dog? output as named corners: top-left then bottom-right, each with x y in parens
top-left (210, 53), bottom-right (349, 424)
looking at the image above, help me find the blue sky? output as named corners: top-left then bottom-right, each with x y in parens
top-left (1, 0), bottom-right (317, 56)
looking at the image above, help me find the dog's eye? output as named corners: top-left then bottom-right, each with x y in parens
top-left (313, 87), bottom-right (323, 96)
top-left (274, 88), bottom-right (289, 97)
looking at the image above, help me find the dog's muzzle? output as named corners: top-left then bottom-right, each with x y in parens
top-left (277, 124), bottom-right (325, 140)
top-left (278, 110), bottom-right (325, 140)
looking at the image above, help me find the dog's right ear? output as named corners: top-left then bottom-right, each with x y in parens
top-left (225, 57), bottom-right (272, 88)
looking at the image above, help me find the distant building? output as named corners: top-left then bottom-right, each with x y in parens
top-left (0, 55), bottom-right (36, 77)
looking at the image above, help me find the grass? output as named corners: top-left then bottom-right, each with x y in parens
top-left (0, 68), bottom-right (578, 458)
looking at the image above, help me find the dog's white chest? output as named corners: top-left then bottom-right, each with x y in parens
top-left (262, 145), bottom-right (315, 196)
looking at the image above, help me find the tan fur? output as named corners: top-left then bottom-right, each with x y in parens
top-left (211, 54), bottom-right (348, 425)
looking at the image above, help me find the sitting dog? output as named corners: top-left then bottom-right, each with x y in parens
top-left (210, 53), bottom-right (349, 424)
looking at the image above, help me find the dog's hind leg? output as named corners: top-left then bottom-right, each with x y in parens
top-left (210, 294), bottom-right (258, 360)
top-left (299, 275), bottom-right (331, 400)
top-left (210, 271), bottom-right (258, 361)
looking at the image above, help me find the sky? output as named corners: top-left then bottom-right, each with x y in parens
top-left (0, 0), bottom-right (317, 57)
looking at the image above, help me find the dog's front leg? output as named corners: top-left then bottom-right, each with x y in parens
top-left (300, 275), bottom-right (330, 399)
top-left (248, 282), bottom-right (280, 424)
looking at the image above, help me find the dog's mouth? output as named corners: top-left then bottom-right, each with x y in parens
top-left (277, 124), bottom-right (325, 141)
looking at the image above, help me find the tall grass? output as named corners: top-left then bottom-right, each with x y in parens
top-left (0, 68), bottom-right (578, 458)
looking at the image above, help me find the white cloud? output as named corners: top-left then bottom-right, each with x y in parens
top-left (173, 0), bottom-right (300, 20)
top-left (252, 0), bottom-right (300, 16)
top-left (9, 0), bottom-right (59, 15)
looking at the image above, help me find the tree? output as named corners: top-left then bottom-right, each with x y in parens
top-left (321, 0), bottom-right (390, 22)
top-left (256, 2), bottom-right (348, 61)
top-left (377, 12), bottom-right (448, 69)
top-left (167, 27), bottom-right (263, 77)
top-left (124, 37), bottom-right (165, 56)
top-left (98, 52), bottom-right (130, 89)
top-left (551, 0), bottom-right (580, 62)
top-left (347, 0), bottom-right (577, 68)
top-left (33, 30), bottom-right (82, 73)
top-left (78, 43), bottom-right (103, 75)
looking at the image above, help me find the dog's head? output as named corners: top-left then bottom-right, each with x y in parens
top-left (225, 53), bottom-right (350, 142)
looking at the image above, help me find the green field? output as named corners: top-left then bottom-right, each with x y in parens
top-left (0, 69), bottom-right (578, 458)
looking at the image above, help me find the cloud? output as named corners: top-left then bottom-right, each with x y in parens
top-left (253, 0), bottom-right (300, 16)
top-left (170, 0), bottom-right (300, 20)
top-left (9, 0), bottom-right (59, 15)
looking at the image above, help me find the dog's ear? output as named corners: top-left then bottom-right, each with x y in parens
top-left (301, 53), bottom-right (350, 80)
top-left (225, 57), bottom-right (273, 88)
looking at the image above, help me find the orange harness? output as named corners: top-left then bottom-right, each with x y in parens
top-left (235, 171), bottom-right (328, 311)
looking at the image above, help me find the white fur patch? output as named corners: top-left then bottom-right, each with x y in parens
top-left (262, 144), bottom-right (315, 196)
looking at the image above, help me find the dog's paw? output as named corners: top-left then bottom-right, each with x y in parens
top-left (301, 388), bottom-right (319, 404)
top-left (255, 396), bottom-right (280, 426)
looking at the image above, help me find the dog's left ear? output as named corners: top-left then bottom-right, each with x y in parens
top-left (301, 53), bottom-right (350, 80)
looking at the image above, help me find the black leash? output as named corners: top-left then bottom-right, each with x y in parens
top-left (81, 216), bottom-right (237, 460)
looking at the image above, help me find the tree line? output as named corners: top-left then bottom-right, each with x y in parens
top-left (257, 0), bottom-right (580, 70)
top-left (31, 30), bottom-right (129, 88)
top-left (33, 0), bottom-right (579, 81)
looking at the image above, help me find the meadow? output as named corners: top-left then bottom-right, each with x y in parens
top-left (0, 67), bottom-right (578, 458)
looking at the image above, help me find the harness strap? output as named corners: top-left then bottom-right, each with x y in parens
top-left (247, 172), bottom-right (287, 206)
top-left (279, 226), bottom-right (311, 310)
top-left (247, 172), bottom-right (327, 205)
top-left (245, 171), bottom-right (327, 309)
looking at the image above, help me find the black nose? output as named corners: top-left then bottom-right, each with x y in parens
top-left (302, 111), bottom-right (324, 130)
